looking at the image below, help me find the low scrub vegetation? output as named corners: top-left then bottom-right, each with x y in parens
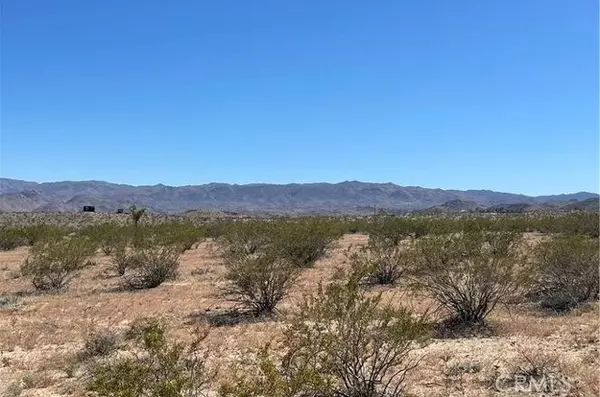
top-left (153, 222), bottom-right (206, 252)
top-left (110, 240), bottom-right (136, 276)
top-left (215, 220), bottom-right (274, 260)
top-left (79, 329), bottom-right (120, 360)
top-left (410, 231), bottom-right (521, 326)
top-left (367, 216), bottom-right (426, 243)
top-left (0, 293), bottom-right (21, 309)
top-left (2, 211), bottom-right (599, 395)
top-left (350, 235), bottom-right (414, 285)
top-left (224, 251), bottom-right (299, 316)
top-left (21, 236), bottom-right (97, 292)
top-left (88, 318), bottom-right (211, 397)
top-left (357, 212), bottom-right (600, 239)
top-left (20, 224), bottom-right (70, 245)
top-left (82, 223), bottom-right (129, 256)
top-left (0, 225), bottom-right (68, 251)
top-left (123, 244), bottom-right (181, 289)
top-left (0, 227), bottom-right (27, 251)
top-left (527, 236), bottom-right (599, 311)
top-left (216, 218), bottom-right (340, 268)
top-left (220, 276), bottom-right (430, 397)
top-left (270, 219), bottom-right (340, 268)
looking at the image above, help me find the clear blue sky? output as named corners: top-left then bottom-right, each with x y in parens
top-left (1, 0), bottom-right (598, 195)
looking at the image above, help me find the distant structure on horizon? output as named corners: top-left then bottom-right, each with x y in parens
top-left (82, 206), bottom-right (95, 212)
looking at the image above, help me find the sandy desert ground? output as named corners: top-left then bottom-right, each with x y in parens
top-left (0, 233), bottom-right (598, 397)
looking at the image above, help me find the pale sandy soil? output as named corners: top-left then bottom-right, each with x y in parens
top-left (0, 234), bottom-right (598, 396)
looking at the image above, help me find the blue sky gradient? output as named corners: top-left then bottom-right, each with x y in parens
top-left (1, 0), bottom-right (598, 195)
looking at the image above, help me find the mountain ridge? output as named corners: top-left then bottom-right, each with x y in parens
top-left (0, 177), bottom-right (597, 214)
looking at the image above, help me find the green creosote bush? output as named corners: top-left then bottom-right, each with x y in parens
top-left (527, 235), bottom-right (599, 311)
top-left (88, 318), bottom-right (211, 397)
top-left (410, 231), bottom-right (522, 326)
top-left (534, 213), bottom-right (599, 237)
top-left (109, 222), bottom-right (203, 278)
top-left (110, 241), bottom-right (137, 276)
top-left (150, 222), bottom-right (206, 252)
top-left (82, 223), bottom-right (130, 256)
top-left (219, 275), bottom-right (430, 397)
top-left (270, 218), bottom-right (341, 268)
top-left (123, 244), bottom-right (180, 289)
top-left (350, 236), bottom-right (415, 286)
top-left (225, 250), bottom-right (300, 316)
top-left (20, 225), bottom-right (69, 246)
top-left (216, 220), bottom-right (272, 260)
top-left (0, 228), bottom-right (28, 251)
top-left (125, 223), bottom-right (205, 255)
top-left (21, 236), bottom-right (97, 292)
top-left (368, 216), bottom-right (419, 245)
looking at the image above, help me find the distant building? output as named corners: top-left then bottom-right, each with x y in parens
top-left (116, 208), bottom-right (125, 214)
top-left (82, 206), bottom-right (96, 212)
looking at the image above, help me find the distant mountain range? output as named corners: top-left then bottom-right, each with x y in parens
top-left (0, 177), bottom-right (597, 214)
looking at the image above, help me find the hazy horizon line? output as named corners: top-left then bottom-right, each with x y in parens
top-left (1, 175), bottom-right (597, 198)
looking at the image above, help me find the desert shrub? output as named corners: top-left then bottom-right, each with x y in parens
top-left (110, 241), bottom-right (137, 276)
top-left (535, 213), bottom-right (599, 237)
top-left (359, 213), bottom-right (600, 239)
top-left (82, 224), bottom-right (130, 256)
top-left (0, 293), bottom-right (21, 309)
top-left (151, 222), bottom-right (206, 252)
top-left (107, 230), bottom-right (171, 277)
top-left (88, 318), bottom-right (210, 397)
top-left (270, 219), bottom-right (340, 268)
top-left (342, 218), bottom-right (370, 234)
top-left (0, 228), bottom-right (27, 251)
top-left (410, 231), bottom-right (521, 325)
top-left (216, 220), bottom-right (272, 260)
top-left (20, 372), bottom-right (55, 389)
top-left (99, 237), bottom-right (121, 256)
top-left (123, 245), bottom-right (180, 289)
top-left (19, 225), bottom-right (68, 246)
top-left (110, 241), bottom-right (146, 277)
top-left (350, 236), bottom-right (414, 286)
top-left (80, 329), bottom-right (120, 360)
top-left (495, 348), bottom-right (570, 394)
top-left (21, 236), bottom-right (97, 292)
top-left (509, 348), bottom-right (560, 380)
top-left (225, 251), bottom-right (299, 316)
top-left (527, 236), bottom-right (599, 311)
top-left (368, 216), bottom-right (417, 244)
top-left (220, 276), bottom-right (430, 397)
top-left (3, 382), bottom-right (22, 397)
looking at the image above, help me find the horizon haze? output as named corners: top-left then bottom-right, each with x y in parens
top-left (1, 176), bottom-right (597, 214)
top-left (0, 175), bottom-right (598, 196)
